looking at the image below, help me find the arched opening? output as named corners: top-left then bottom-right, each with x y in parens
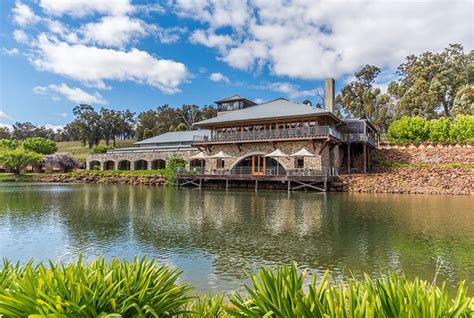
top-left (134, 160), bottom-right (148, 170)
top-left (118, 160), bottom-right (131, 170)
top-left (151, 159), bottom-right (166, 170)
top-left (104, 160), bottom-right (115, 170)
top-left (231, 154), bottom-right (286, 176)
top-left (189, 159), bottom-right (205, 173)
top-left (89, 160), bottom-right (101, 170)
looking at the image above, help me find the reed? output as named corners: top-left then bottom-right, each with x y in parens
top-left (0, 259), bottom-right (472, 317)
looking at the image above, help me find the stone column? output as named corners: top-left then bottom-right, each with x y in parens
top-left (148, 161), bottom-right (153, 170)
top-left (99, 161), bottom-right (104, 171)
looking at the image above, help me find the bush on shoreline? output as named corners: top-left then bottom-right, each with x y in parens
top-left (0, 258), bottom-right (472, 317)
top-left (387, 115), bottom-right (474, 142)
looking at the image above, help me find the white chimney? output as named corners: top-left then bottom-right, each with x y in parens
top-left (324, 78), bottom-right (335, 113)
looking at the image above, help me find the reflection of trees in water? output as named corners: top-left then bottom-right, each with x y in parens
top-left (1, 184), bottom-right (472, 292)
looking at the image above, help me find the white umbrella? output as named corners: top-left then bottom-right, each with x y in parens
top-left (264, 149), bottom-right (289, 175)
top-left (190, 152), bottom-right (208, 172)
top-left (209, 151), bottom-right (233, 158)
top-left (264, 149), bottom-right (289, 157)
top-left (290, 148), bottom-right (315, 157)
top-left (189, 151), bottom-right (209, 159)
top-left (210, 151), bottom-right (232, 170)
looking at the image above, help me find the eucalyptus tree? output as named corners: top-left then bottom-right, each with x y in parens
top-left (389, 44), bottom-right (473, 118)
top-left (336, 65), bottom-right (394, 132)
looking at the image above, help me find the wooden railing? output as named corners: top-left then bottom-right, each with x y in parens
top-left (177, 166), bottom-right (338, 177)
top-left (193, 125), bottom-right (342, 143)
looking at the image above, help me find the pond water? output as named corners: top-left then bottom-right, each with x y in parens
top-left (0, 183), bottom-right (473, 294)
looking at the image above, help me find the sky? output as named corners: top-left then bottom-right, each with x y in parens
top-left (0, 0), bottom-right (472, 130)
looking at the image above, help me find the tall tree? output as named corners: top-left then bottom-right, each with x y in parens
top-left (389, 44), bottom-right (473, 118)
top-left (72, 105), bottom-right (101, 148)
top-left (0, 127), bottom-right (10, 139)
top-left (336, 65), bottom-right (394, 132)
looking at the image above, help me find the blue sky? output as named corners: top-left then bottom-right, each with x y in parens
top-left (0, 0), bottom-right (472, 130)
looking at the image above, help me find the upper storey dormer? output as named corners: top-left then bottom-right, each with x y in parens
top-left (215, 95), bottom-right (257, 115)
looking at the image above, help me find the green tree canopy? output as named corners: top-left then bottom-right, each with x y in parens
top-left (389, 44), bottom-right (473, 118)
top-left (336, 65), bottom-right (394, 132)
top-left (21, 137), bottom-right (57, 155)
top-left (0, 127), bottom-right (10, 139)
top-left (0, 147), bottom-right (43, 175)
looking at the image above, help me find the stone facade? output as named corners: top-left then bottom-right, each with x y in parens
top-left (204, 140), bottom-right (340, 172)
top-left (86, 148), bottom-right (199, 170)
top-left (86, 140), bottom-right (342, 173)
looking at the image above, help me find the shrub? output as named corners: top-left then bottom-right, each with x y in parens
top-left (44, 153), bottom-right (82, 172)
top-left (0, 139), bottom-right (19, 150)
top-left (0, 257), bottom-right (191, 317)
top-left (429, 117), bottom-right (452, 141)
top-left (450, 115), bottom-right (474, 142)
top-left (0, 147), bottom-right (43, 175)
top-left (0, 260), bottom-right (472, 317)
top-left (21, 137), bottom-right (57, 155)
top-left (163, 155), bottom-right (188, 186)
top-left (227, 264), bottom-right (473, 317)
top-left (92, 145), bottom-right (112, 153)
top-left (387, 116), bottom-right (429, 142)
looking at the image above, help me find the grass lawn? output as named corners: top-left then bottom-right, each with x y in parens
top-left (56, 140), bottom-right (135, 161)
top-left (0, 173), bottom-right (46, 182)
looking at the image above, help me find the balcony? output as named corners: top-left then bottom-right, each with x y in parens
top-left (193, 125), bottom-right (342, 144)
top-left (344, 133), bottom-right (377, 147)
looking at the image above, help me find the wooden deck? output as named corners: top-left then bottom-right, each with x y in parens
top-left (176, 173), bottom-right (334, 192)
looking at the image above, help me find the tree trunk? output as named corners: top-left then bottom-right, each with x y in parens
top-left (443, 101), bottom-right (450, 117)
top-left (113, 137), bottom-right (116, 148)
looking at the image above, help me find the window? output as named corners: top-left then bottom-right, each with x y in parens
top-left (295, 158), bottom-right (304, 168)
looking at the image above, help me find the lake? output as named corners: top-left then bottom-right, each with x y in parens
top-left (0, 183), bottom-right (473, 294)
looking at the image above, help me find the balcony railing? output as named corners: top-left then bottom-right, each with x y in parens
top-left (178, 166), bottom-right (338, 177)
top-left (344, 133), bottom-right (377, 146)
top-left (193, 125), bottom-right (342, 144)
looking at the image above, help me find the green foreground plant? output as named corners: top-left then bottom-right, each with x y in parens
top-left (0, 259), bottom-right (472, 317)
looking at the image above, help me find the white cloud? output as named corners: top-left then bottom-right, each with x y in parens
top-left (0, 111), bottom-right (12, 121)
top-left (33, 83), bottom-right (107, 104)
top-left (0, 123), bottom-right (13, 130)
top-left (156, 27), bottom-right (186, 44)
top-left (257, 82), bottom-right (316, 99)
top-left (30, 34), bottom-right (189, 94)
top-left (189, 30), bottom-right (234, 51)
top-left (81, 15), bottom-right (148, 48)
top-left (12, 1), bottom-right (40, 26)
top-left (56, 112), bottom-right (68, 118)
top-left (174, 0), bottom-right (473, 79)
top-left (209, 72), bottom-right (230, 83)
top-left (1, 48), bottom-right (19, 56)
top-left (13, 29), bottom-right (28, 44)
top-left (39, 0), bottom-right (133, 17)
top-left (43, 124), bottom-right (64, 131)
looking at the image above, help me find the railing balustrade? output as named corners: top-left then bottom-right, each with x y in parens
top-left (193, 125), bottom-right (343, 143)
top-left (177, 166), bottom-right (338, 177)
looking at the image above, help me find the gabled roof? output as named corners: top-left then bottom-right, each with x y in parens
top-left (195, 98), bottom-right (340, 127)
top-left (214, 95), bottom-right (256, 105)
top-left (135, 130), bottom-right (210, 145)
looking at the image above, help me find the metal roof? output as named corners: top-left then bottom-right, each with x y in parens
top-left (195, 98), bottom-right (339, 126)
top-left (214, 95), bottom-right (247, 103)
top-left (135, 130), bottom-right (210, 145)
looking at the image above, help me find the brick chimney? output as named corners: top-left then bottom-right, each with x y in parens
top-left (324, 78), bottom-right (335, 113)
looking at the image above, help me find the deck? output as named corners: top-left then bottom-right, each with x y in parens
top-left (176, 170), bottom-right (336, 192)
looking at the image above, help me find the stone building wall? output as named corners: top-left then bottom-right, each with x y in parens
top-left (86, 148), bottom-right (199, 170)
top-left (86, 140), bottom-right (341, 172)
top-left (205, 140), bottom-right (337, 172)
